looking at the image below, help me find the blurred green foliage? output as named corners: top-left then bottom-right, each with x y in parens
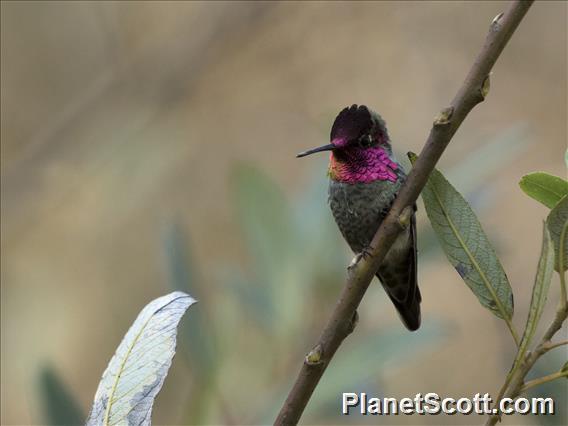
top-left (162, 222), bottom-right (220, 424)
top-left (36, 123), bottom-right (543, 425)
top-left (38, 365), bottom-right (84, 426)
top-left (527, 350), bottom-right (567, 425)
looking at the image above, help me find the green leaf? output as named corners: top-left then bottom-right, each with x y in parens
top-left (409, 152), bottom-right (514, 321)
top-left (38, 365), bottom-right (85, 425)
top-left (519, 172), bottom-right (568, 209)
top-left (86, 292), bottom-right (195, 426)
top-left (512, 224), bottom-right (554, 371)
top-left (546, 195), bottom-right (568, 272)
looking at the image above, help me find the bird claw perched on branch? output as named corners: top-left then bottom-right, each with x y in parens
top-left (348, 246), bottom-right (374, 270)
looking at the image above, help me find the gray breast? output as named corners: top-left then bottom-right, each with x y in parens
top-left (328, 179), bottom-right (402, 253)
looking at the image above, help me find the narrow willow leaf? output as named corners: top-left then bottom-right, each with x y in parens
top-left (38, 365), bottom-right (85, 425)
top-left (546, 195), bottom-right (568, 272)
top-left (409, 152), bottom-right (513, 320)
top-left (87, 292), bottom-right (196, 426)
top-left (519, 172), bottom-right (568, 209)
top-left (512, 224), bottom-right (554, 371)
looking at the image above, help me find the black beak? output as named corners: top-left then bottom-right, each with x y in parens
top-left (296, 143), bottom-right (335, 158)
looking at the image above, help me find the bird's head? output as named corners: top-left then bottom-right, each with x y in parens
top-left (297, 104), bottom-right (398, 183)
top-left (297, 105), bottom-right (391, 158)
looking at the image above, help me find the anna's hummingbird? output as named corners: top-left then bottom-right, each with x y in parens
top-left (297, 104), bottom-right (421, 331)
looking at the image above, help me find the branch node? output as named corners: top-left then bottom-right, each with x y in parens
top-left (347, 310), bottom-right (359, 335)
top-left (305, 344), bottom-right (324, 366)
top-left (480, 73), bottom-right (491, 100)
top-left (433, 107), bottom-right (454, 126)
top-left (491, 12), bottom-right (505, 32)
top-left (398, 206), bottom-right (414, 229)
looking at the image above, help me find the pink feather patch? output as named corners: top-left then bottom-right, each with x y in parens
top-left (329, 147), bottom-right (399, 184)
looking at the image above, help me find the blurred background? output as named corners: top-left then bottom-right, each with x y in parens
top-left (1, 1), bottom-right (566, 425)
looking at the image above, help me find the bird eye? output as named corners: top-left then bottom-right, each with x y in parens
top-left (358, 134), bottom-right (373, 148)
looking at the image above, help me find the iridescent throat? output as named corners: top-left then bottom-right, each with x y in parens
top-left (328, 147), bottom-right (398, 183)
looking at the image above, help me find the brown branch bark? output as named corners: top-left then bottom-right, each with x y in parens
top-left (275, 1), bottom-right (534, 424)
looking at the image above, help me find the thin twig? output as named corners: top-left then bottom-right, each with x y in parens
top-left (558, 222), bottom-right (568, 309)
top-left (520, 370), bottom-right (568, 393)
top-left (484, 88), bottom-right (567, 426)
top-left (485, 298), bottom-right (568, 425)
top-left (275, 1), bottom-right (534, 424)
top-left (542, 339), bottom-right (568, 352)
top-left (486, 223), bottom-right (567, 426)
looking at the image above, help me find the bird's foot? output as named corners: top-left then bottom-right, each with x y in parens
top-left (348, 245), bottom-right (374, 270)
top-left (360, 245), bottom-right (374, 259)
top-left (348, 254), bottom-right (361, 270)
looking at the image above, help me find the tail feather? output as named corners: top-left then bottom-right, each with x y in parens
top-left (386, 288), bottom-right (421, 331)
top-left (377, 210), bottom-right (421, 331)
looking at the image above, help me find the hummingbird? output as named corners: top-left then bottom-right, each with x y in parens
top-left (297, 104), bottom-right (421, 331)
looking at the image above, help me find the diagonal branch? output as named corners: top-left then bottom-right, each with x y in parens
top-left (275, 1), bottom-right (534, 424)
